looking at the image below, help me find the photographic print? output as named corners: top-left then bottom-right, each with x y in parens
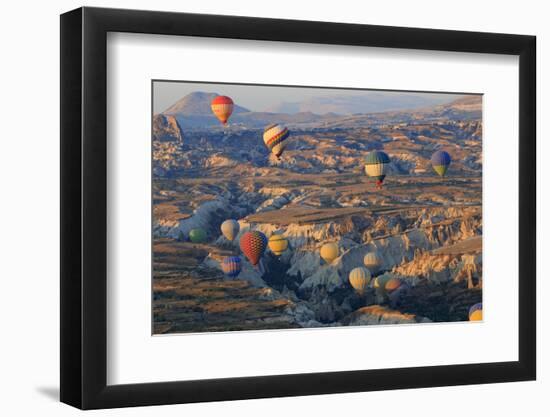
top-left (152, 81), bottom-right (482, 335)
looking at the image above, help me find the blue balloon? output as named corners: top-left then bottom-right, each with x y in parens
top-left (431, 150), bottom-right (451, 166)
top-left (221, 256), bottom-right (242, 278)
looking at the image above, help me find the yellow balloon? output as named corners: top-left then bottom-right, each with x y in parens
top-left (268, 235), bottom-right (288, 256)
top-left (349, 267), bottom-right (371, 294)
top-left (469, 309), bottom-right (483, 321)
top-left (320, 242), bottom-right (339, 264)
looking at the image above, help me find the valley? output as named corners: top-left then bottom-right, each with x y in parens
top-left (152, 91), bottom-right (483, 334)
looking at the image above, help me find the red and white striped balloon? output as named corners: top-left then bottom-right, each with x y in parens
top-left (210, 95), bottom-right (234, 125)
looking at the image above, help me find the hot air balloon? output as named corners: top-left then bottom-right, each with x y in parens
top-left (221, 219), bottom-right (240, 241)
top-left (349, 267), bottom-right (371, 294)
top-left (268, 235), bottom-right (288, 256)
top-left (239, 231), bottom-right (268, 266)
top-left (373, 274), bottom-right (392, 291)
top-left (431, 150), bottom-right (452, 177)
top-left (221, 256), bottom-right (242, 278)
top-left (189, 228), bottom-right (207, 243)
top-left (365, 150), bottom-right (391, 188)
top-left (263, 124), bottom-right (290, 158)
top-left (210, 95), bottom-right (234, 125)
top-left (385, 277), bottom-right (402, 293)
top-left (320, 242), bottom-right (339, 265)
top-left (469, 303), bottom-right (483, 321)
top-left (364, 251), bottom-right (383, 271)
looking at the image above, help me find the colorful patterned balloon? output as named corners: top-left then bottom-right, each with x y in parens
top-left (210, 95), bottom-right (234, 125)
top-left (469, 303), bottom-right (483, 321)
top-left (221, 219), bottom-right (240, 241)
top-left (263, 124), bottom-right (290, 158)
top-left (365, 150), bottom-right (391, 188)
top-left (239, 231), bottom-right (268, 266)
top-left (221, 256), bottom-right (242, 278)
top-left (431, 150), bottom-right (452, 177)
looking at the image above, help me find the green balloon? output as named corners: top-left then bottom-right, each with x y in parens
top-left (189, 228), bottom-right (207, 243)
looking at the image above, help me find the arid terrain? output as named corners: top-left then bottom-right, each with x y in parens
top-left (152, 92), bottom-right (482, 334)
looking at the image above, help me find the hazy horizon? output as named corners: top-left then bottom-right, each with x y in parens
top-left (153, 80), bottom-right (474, 115)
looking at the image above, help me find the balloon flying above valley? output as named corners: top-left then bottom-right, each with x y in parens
top-left (364, 252), bottom-right (383, 271)
top-left (364, 150), bottom-right (391, 188)
top-left (349, 267), bottom-right (371, 295)
top-left (268, 234), bottom-right (289, 256)
top-left (220, 219), bottom-right (240, 241)
top-left (320, 242), bottom-right (339, 264)
top-left (239, 231), bottom-right (268, 266)
top-left (263, 124), bottom-right (291, 159)
top-left (431, 150), bottom-right (452, 177)
top-left (222, 256), bottom-right (242, 278)
top-left (469, 303), bottom-right (483, 321)
top-left (188, 228), bottom-right (207, 243)
top-left (210, 95), bottom-right (234, 125)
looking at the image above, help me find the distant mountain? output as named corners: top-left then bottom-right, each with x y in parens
top-left (428, 95), bottom-right (482, 120)
top-left (162, 92), bottom-right (329, 128)
top-left (266, 92), bottom-right (461, 115)
top-left (236, 111), bottom-right (325, 125)
top-left (160, 91), bottom-right (481, 130)
top-left (439, 95), bottom-right (482, 112)
top-left (163, 91), bottom-right (250, 115)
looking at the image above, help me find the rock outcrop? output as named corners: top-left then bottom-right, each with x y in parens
top-left (343, 305), bottom-right (431, 325)
top-left (152, 114), bottom-right (184, 143)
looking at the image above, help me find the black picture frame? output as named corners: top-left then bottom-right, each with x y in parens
top-left (60, 6), bottom-right (536, 410)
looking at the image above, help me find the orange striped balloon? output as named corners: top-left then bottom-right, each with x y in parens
top-left (263, 124), bottom-right (290, 158)
top-left (210, 95), bottom-right (234, 125)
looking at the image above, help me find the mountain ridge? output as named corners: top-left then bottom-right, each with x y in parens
top-left (163, 91), bottom-right (250, 115)
top-left (161, 91), bottom-right (482, 129)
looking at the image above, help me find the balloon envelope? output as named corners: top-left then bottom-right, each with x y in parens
top-left (364, 252), bottom-right (382, 270)
top-left (469, 303), bottom-right (483, 321)
top-left (189, 228), bottom-right (207, 243)
top-left (221, 219), bottom-right (240, 241)
top-left (373, 274), bottom-right (392, 290)
top-left (385, 277), bottom-right (402, 292)
top-left (263, 124), bottom-right (290, 158)
top-left (210, 95), bottom-right (234, 125)
top-left (221, 256), bottom-right (242, 278)
top-left (365, 151), bottom-right (391, 186)
top-left (320, 243), bottom-right (339, 264)
top-left (431, 150), bottom-right (452, 177)
top-left (268, 235), bottom-right (288, 256)
top-left (349, 267), bottom-right (371, 294)
top-left (239, 231), bottom-right (268, 266)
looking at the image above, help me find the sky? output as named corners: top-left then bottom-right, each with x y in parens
top-left (153, 80), bottom-right (471, 115)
